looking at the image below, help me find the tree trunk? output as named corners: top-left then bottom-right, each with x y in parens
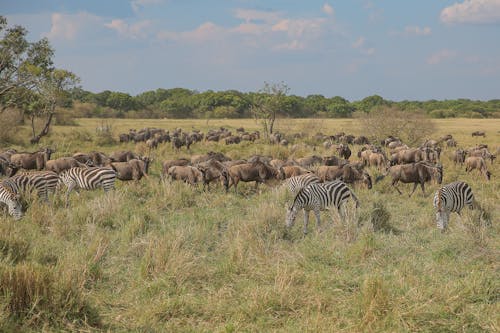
top-left (268, 112), bottom-right (276, 134)
top-left (30, 112), bottom-right (54, 144)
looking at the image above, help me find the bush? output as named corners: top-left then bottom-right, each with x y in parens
top-left (356, 106), bottom-right (435, 146)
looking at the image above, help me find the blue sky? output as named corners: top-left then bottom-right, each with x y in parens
top-left (2, 0), bottom-right (500, 101)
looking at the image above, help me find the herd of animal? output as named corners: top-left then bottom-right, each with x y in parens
top-left (0, 127), bottom-right (496, 233)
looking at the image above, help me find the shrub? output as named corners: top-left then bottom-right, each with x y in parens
top-left (356, 106), bottom-right (435, 146)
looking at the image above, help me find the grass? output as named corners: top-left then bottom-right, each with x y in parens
top-left (0, 117), bottom-right (499, 332)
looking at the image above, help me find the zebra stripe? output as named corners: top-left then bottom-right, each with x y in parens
top-left (59, 167), bottom-right (117, 206)
top-left (1, 171), bottom-right (59, 202)
top-left (286, 174), bottom-right (321, 195)
top-left (286, 180), bottom-right (359, 234)
top-left (0, 185), bottom-right (23, 220)
top-left (433, 181), bottom-right (474, 230)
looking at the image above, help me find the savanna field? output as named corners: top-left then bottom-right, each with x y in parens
top-left (1, 118), bottom-right (499, 332)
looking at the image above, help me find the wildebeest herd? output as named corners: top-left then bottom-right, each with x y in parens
top-left (0, 126), bottom-right (496, 233)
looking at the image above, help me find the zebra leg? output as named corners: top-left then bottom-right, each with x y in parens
top-left (313, 208), bottom-right (322, 232)
top-left (65, 181), bottom-right (76, 208)
top-left (303, 209), bottom-right (309, 234)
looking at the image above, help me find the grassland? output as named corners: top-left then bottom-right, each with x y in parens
top-left (0, 118), bottom-right (499, 332)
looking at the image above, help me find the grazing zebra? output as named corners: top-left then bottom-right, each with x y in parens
top-left (433, 181), bottom-right (474, 231)
top-left (1, 171), bottom-right (59, 202)
top-left (59, 167), bottom-right (117, 206)
top-left (286, 180), bottom-right (359, 234)
top-left (286, 173), bottom-right (321, 195)
top-left (0, 185), bottom-right (23, 220)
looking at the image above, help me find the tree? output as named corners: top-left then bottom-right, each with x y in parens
top-left (0, 16), bottom-right (79, 143)
top-left (252, 81), bottom-right (290, 137)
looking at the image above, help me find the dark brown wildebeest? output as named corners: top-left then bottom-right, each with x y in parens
top-left (10, 148), bottom-right (54, 171)
top-left (336, 144), bottom-right (351, 160)
top-left (0, 156), bottom-right (18, 177)
top-left (225, 135), bottom-right (241, 145)
top-left (323, 155), bottom-right (349, 167)
top-left (471, 131), bottom-right (486, 137)
top-left (353, 136), bottom-right (370, 145)
top-left (316, 165), bottom-right (343, 182)
top-left (368, 152), bottom-right (388, 171)
top-left (228, 161), bottom-right (285, 193)
top-left (161, 158), bottom-right (190, 181)
top-left (196, 159), bottom-right (230, 191)
top-left (376, 161), bottom-right (443, 196)
top-left (167, 165), bottom-right (204, 185)
top-left (339, 164), bottom-right (372, 189)
top-left (111, 158), bottom-right (150, 181)
top-left (465, 156), bottom-right (491, 181)
top-left (46, 157), bottom-right (90, 174)
top-left (468, 147), bottom-right (496, 164)
top-left (446, 138), bottom-right (457, 148)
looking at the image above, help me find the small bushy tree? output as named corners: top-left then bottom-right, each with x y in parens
top-left (356, 106), bottom-right (435, 146)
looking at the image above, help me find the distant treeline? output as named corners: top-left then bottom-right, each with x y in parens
top-left (69, 88), bottom-right (500, 119)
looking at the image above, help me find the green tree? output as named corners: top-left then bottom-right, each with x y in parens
top-left (252, 81), bottom-right (290, 136)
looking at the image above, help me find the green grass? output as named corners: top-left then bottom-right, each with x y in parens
top-left (0, 118), bottom-right (499, 332)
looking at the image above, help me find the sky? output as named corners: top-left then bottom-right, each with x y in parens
top-left (2, 0), bottom-right (500, 101)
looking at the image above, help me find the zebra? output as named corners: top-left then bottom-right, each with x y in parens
top-left (59, 167), bottom-right (117, 206)
top-left (286, 180), bottom-right (360, 234)
top-left (0, 185), bottom-right (23, 220)
top-left (286, 174), bottom-right (321, 195)
top-left (433, 181), bottom-right (475, 231)
top-left (1, 171), bottom-right (59, 203)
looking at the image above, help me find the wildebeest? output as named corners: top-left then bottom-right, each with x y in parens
top-left (167, 165), bottom-right (204, 185)
top-left (282, 165), bottom-right (312, 179)
top-left (225, 135), bottom-right (241, 145)
top-left (10, 148), bottom-right (54, 171)
top-left (228, 161), bottom-right (285, 193)
top-left (336, 144), bottom-right (351, 160)
top-left (196, 159), bottom-right (230, 191)
top-left (45, 157), bottom-right (90, 174)
top-left (191, 151), bottom-right (231, 165)
top-left (368, 152), bottom-right (388, 171)
top-left (390, 148), bottom-right (427, 165)
top-left (111, 158), bottom-right (150, 181)
top-left (471, 131), bottom-right (486, 137)
top-left (465, 156), bottom-right (491, 181)
top-left (294, 155), bottom-right (323, 168)
top-left (376, 161), bottom-right (443, 196)
top-left (0, 156), bottom-right (17, 177)
top-left (73, 151), bottom-right (111, 167)
top-left (452, 149), bottom-right (467, 165)
top-left (110, 151), bottom-right (141, 162)
top-left (317, 164), bottom-right (372, 189)
top-left (323, 155), bottom-right (349, 167)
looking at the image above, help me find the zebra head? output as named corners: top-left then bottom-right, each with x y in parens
top-left (285, 204), bottom-right (299, 228)
top-left (4, 192), bottom-right (23, 220)
top-left (436, 211), bottom-right (450, 231)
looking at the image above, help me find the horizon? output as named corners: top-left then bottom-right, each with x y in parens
top-left (2, 0), bottom-right (500, 101)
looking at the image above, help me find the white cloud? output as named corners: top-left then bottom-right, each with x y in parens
top-left (105, 19), bottom-right (152, 39)
top-left (351, 37), bottom-right (375, 55)
top-left (45, 12), bottom-right (101, 41)
top-left (352, 37), bottom-right (365, 48)
top-left (157, 22), bottom-right (225, 42)
top-left (441, 0), bottom-right (500, 24)
top-left (427, 49), bottom-right (457, 65)
top-left (322, 3), bottom-right (334, 16)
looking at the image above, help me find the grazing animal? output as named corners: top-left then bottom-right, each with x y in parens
top-left (228, 161), bottom-right (284, 193)
top-left (376, 162), bottom-right (443, 196)
top-left (110, 151), bottom-right (141, 162)
top-left (368, 152), bottom-right (388, 171)
top-left (110, 158), bottom-right (150, 181)
top-left (465, 156), bottom-right (491, 181)
top-left (1, 171), bottom-right (59, 203)
top-left (167, 165), bottom-right (204, 186)
top-left (471, 131), bottom-right (485, 137)
top-left (390, 148), bottom-right (427, 165)
top-left (452, 149), bottom-right (467, 165)
top-left (295, 155), bottom-right (323, 168)
top-left (286, 174), bottom-right (321, 195)
top-left (46, 157), bottom-right (89, 174)
top-left (282, 165), bottom-right (312, 179)
top-left (285, 181), bottom-right (359, 234)
top-left (196, 159), bottom-right (230, 191)
top-left (59, 167), bottom-right (117, 207)
top-left (336, 144), bottom-right (351, 160)
top-left (0, 185), bottom-right (23, 220)
top-left (161, 158), bottom-right (191, 181)
top-left (10, 148), bottom-right (54, 171)
top-left (433, 181), bottom-right (475, 231)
